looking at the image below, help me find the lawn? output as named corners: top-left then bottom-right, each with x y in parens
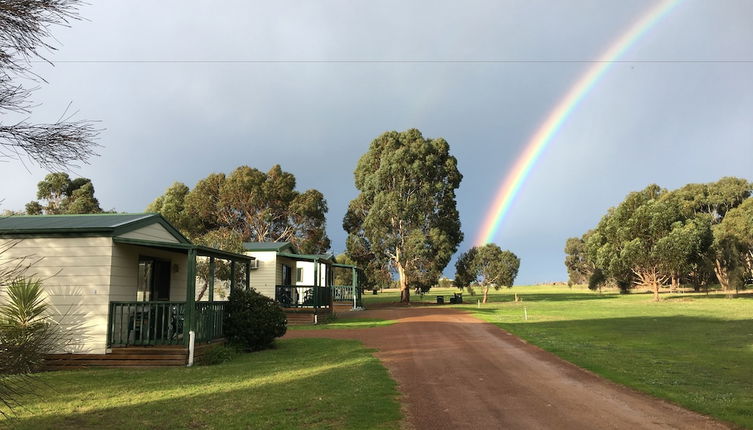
top-left (3, 338), bottom-right (401, 430)
top-left (366, 285), bottom-right (753, 428)
top-left (457, 285), bottom-right (753, 428)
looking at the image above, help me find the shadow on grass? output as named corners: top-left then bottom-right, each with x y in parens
top-left (5, 339), bottom-right (401, 430)
top-left (662, 292), bottom-right (753, 301)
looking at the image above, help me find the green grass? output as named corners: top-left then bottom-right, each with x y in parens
top-left (453, 285), bottom-right (753, 429)
top-left (289, 318), bottom-right (396, 330)
top-left (3, 338), bottom-right (401, 430)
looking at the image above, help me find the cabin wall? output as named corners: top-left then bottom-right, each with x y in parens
top-left (117, 224), bottom-right (180, 243)
top-left (109, 243), bottom-right (188, 302)
top-left (295, 261), bottom-right (330, 286)
top-left (245, 251), bottom-right (278, 299)
top-left (0, 237), bottom-right (114, 354)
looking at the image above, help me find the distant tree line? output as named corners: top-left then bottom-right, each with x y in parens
top-left (565, 177), bottom-right (753, 300)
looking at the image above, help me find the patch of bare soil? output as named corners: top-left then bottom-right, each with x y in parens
top-left (286, 307), bottom-right (729, 430)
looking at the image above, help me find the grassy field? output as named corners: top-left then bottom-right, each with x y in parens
top-left (366, 285), bottom-right (753, 428)
top-left (3, 338), bottom-right (401, 430)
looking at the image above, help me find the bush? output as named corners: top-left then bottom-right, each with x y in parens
top-left (0, 279), bottom-right (57, 374)
top-left (224, 289), bottom-right (287, 351)
top-left (196, 344), bottom-right (236, 366)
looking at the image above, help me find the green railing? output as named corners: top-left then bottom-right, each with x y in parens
top-left (275, 285), bottom-right (331, 309)
top-left (195, 302), bottom-right (226, 343)
top-left (107, 301), bottom-right (227, 347)
top-left (332, 285), bottom-right (362, 307)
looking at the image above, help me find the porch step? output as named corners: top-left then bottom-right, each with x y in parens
top-left (333, 302), bottom-right (356, 312)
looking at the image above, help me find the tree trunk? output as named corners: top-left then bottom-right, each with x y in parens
top-left (396, 259), bottom-right (410, 303)
top-left (670, 275), bottom-right (679, 293)
top-left (482, 286), bottom-right (489, 304)
top-left (653, 282), bottom-right (660, 302)
top-left (713, 258), bottom-right (732, 297)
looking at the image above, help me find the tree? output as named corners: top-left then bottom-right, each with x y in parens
top-left (713, 197), bottom-right (753, 294)
top-left (333, 253), bottom-right (355, 286)
top-left (343, 129), bottom-right (463, 303)
top-left (664, 177), bottom-right (752, 292)
top-left (148, 165), bottom-right (331, 254)
top-left (454, 244), bottom-right (519, 303)
top-left (0, 1), bottom-right (97, 170)
top-left (564, 231), bottom-right (594, 286)
top-left (587, 185), bottom-right (685, 300)
top-left (25, 172), bottom-right (103, 214)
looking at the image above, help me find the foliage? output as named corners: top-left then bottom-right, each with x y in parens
top-left (4, 338), bottom-right (401, 429)
top-left (580, 178), bottom-right (752, 300)
top-left (25, 172), bottom-right (103, 214)
top-left (0, 279), bottom-right (56, 374)
top-left (343, 129), bottom-right (463, 302)
top-left (148, 165), bottom-right (330, 254)
top-left (0, 279), bottom-right (60, 417)
top-left (224, 288), bottom-right (287, 351)
top-left (196, 344), bottom-right (237, 366)
top-left (564, 231), bottom-right (593, 285)
top-left (454, 244), bottom-right (520, 303)
top-left (0, 0), bottom-right (98, 170)
top-left (334, 253), bottom-right (355, 286)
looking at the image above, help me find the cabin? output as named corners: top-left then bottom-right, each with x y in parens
top-left (243, 242), bottom-right (363, 323)
top-left (0, 213), bottom-right (254, 368)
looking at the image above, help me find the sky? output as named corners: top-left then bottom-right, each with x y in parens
top-left (1, 0), bottom-right (752, 284)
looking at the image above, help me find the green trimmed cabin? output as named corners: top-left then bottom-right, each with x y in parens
top-left (0, 213), bottom-right (253, 368)
top-left (243, 242), bottom-right (363, 323)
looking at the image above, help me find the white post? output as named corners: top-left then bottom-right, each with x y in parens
top-left (187, 330), bottom-right (196, 367)
top-left (314, 314), bottom-right (318, 325)
top-left (524, 307), bottom-right (528, 321)
top-left (477, 299), bottom-right (480, 308)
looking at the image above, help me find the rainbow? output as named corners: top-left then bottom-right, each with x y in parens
top-left (475, 0), bottom-right (683, 246)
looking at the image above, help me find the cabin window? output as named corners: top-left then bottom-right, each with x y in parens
top-left (137, 256), bottom-right (171, 301)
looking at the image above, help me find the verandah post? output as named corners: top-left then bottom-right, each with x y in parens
top-left (313, 259), bottom-right (319, 311)
top-left (245, 260), bottom-right (251, 291)
top-left (230, 260), bottom-right (236, 292)
top-left (352, 266), bottom-right (357, 308)
top-left (208, 256), bottom-right (215, 302)
top-left (185, 248), bottom-right (197, 347)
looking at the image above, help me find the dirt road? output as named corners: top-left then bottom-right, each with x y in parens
top-left (285, 306), bottom-right (728, 430)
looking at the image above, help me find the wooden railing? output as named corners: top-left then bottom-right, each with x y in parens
top-left (107, 301), bottom-right (227, 347)
top-left (332, 285), bottom-right (362, 307)
top-left (275, 285), bottom-right (331, 309)
top-left (195, 302), bottom-right (226, 343)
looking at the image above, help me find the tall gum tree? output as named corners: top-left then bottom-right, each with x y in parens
top-left (343, 129), bottom-right (463, 303)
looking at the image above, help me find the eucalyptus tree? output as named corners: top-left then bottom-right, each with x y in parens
top-left (454, 244), bottom-right (520, 303)
top-left (586, 185), bottom-right (685, 299)
top-left (343, 129), bottom-right (463, 303)
top-left (664, 177), bottom-right (752, 291)
top-left (25, 172), bottom-right (103, 215)
top-left (713, 197), bottom-right (753, 292)
top-left (147, 165), bottom-right (331, 254)
top-left (564, 231), bottom-right (594, 286)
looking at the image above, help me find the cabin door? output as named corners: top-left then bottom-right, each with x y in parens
top-left (137, 257), bottom-right (172, 301)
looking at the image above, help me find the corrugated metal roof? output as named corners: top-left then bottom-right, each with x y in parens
top-left (242, 241), bottom-right (294, 252)
top-left (0, 213), bottom-right (156, 232)
top-left (277, 252), bottom-right (335, 262)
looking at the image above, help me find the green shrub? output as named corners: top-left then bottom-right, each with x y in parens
top-left (196, 344), bottom-right (236, 366)
top-left (0, 279), bottom-right (56, 374)
top-left (224, 289), bottom-right (287, 351)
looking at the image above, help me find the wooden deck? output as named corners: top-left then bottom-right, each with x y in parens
top-left (45, 340), bottom-right (224, 370)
